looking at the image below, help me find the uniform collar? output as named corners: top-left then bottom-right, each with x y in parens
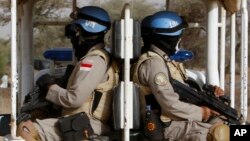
top-left (150, 45), bottom-right (171, 61)
top-left (78, 43), bottom-right (105, 61)
top-left (87, 43), bottom-right (105, 53)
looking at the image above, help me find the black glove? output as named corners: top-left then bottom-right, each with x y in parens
top-left (36, 74), bottom-right (55, 94)
top-left (203, 84), bottom-right (224, 97)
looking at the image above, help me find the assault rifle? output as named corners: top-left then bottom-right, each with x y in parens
top-left (20, 86), bottom-right (50, 113)
top-left (21, 64), bottom-right (74, 113)
top-left (171, 79), bottom-right (242, 125)
top-left (18, 65), bottom-right (75, 124)
top-left (17, 85), bottom-right (51, 124)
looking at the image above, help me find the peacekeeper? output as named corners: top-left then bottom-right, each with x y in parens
top-left (133, 11), bottom-right (229, 141)
top-left (17, 6), bottom-right (119, 141)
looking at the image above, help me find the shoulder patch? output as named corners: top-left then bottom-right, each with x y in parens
top-left (154, 72), bottom-right (168, 86)
top-left (80, 59), bottom-right (93, 71)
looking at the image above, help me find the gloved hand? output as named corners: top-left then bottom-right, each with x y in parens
top-left (213, 86), bottom-right (224, 97)
top-left (36, 74), bottom-right (55, 94)
top-left (201, 106), bottom-right (220, 122)
top-left (203, 84), bottom-right (224, 97)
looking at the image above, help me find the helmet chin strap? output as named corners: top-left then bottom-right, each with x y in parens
top-left (174, 38), bottom-right (181, 53)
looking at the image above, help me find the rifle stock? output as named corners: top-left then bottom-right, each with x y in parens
top-left (21, 65), bottom-right (74, 113)
top-left (21, 86), bottom-right (50, 113)
top-left (171, 79), bottom-right (242, 125)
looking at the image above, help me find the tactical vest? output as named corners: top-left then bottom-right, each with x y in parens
top-left (132, 51), bottom-right (187, 122)
top-left (62, 48), bottom-right (119, 122)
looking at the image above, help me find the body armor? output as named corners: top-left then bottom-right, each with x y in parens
top-left (62, 48), bottom-right (119, 122)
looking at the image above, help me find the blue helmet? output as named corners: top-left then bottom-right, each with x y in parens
top-left (150, 11), bottom-right (187, 36)
top-left (72, 6), bottom-right (111, 34)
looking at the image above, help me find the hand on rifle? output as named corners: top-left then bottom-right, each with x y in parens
top-left (213, 86), bottom-right (224, 97)
top-left (201, 106), bottom-right (220, 122)
top-left (203, 84), bottom-right (224, 97)
top-left (36, 74), bottom-right (55, 95)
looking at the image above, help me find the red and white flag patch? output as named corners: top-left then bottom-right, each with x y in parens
top-left (80, 60), bottom-right (93, 71)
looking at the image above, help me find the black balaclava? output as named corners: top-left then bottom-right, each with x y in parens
top-left (141, 35), bottom-right (151, 54)
top-left (71, 34), bottom-right (104, 61)
top-left (141, 25), bottom-right (152, 54)
top-left (151, 34), bottom-right (180, 55)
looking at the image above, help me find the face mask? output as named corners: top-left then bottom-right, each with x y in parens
top-left (152, 35), bottom-right (180, 55)
top-left (72, 35), bottom-right (104, 61)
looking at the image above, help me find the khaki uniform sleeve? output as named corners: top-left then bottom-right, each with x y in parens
top-left (46, 55), bottom-right (107, 108)
top-left (138, 57), bottom-right (203, 121)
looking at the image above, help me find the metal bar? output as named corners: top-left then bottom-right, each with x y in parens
top-left (166, 0), bottom-right (170, 10)
top-left (20, 1), bottom-right (34, 107)
top-left (230, 14), bottom-right (236, 108)
top-left (10, 0), bottom-right (18, 137)
top-left (123, 5), bottom-right (130, 140)
top-left (206, 1), bottom-right (220, 85)
top-left (123, 4), bottom-right (133, 141)
top-left (219, 8), bottom-right (226, 89)
top-left (72, 0), bottom-right (76, 10)
top-left (240, 0), bottom-right (248, 124)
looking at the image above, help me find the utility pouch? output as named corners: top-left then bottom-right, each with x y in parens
top-left (144, 106), bottom-right (164, 141)
top-left (57, 112), bottom-right (94, 141)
